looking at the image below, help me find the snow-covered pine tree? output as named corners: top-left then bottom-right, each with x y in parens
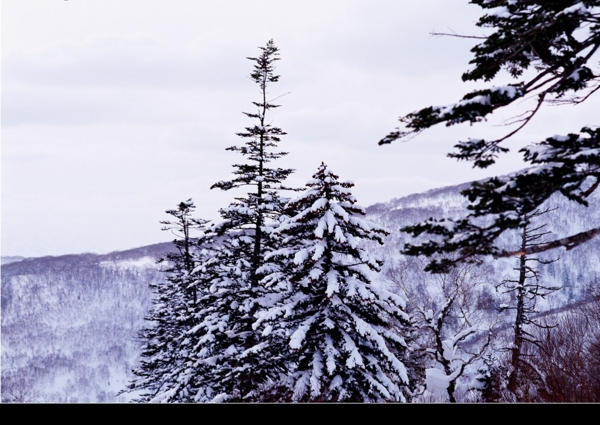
top-left (188, 39), bottom-right (295, 401)
top-left (127, 199), bottom-right (216, 402)
top-left (256, 163), bottom-right (413, 402)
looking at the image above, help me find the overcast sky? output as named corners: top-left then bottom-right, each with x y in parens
top-left (2, 0), bottom-right (599, 257)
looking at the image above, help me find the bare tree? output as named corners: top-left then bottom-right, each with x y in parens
top-left (528, 294), bottom-right (600, 402)
top-left (1, 377), bottom-right (43, 403)
top-left (386, 257), bottom-right (495, 402)
top-left (496, 209), bottom-right (560, 401)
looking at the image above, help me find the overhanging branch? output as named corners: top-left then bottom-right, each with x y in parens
top-left (494, 227), bottom-right (600, 258)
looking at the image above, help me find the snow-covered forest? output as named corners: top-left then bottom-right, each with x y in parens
top-left (3, 1), bottom-right (600, 403)
top-left (3, 179), bottom-right (599, 402)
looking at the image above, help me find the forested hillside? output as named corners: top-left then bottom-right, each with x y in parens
top-left (1, 244), bottom-right (168, 402)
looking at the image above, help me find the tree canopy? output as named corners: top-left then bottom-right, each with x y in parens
top-left (380, 0), bottom-right (600, 273)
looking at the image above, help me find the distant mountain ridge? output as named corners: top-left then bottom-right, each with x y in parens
top-left (1, 256), bottom-right (26, 265)
top-left (1, 242), bottom-right (172, 266)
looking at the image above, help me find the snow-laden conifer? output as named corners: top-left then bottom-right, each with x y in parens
top-left (183, 40), bottom-right (295, 401)
top-left (256, 163), bottom-right (413, 402)
top-left (126, 199), bottom-right (217, 402)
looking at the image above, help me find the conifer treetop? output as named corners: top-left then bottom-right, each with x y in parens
top-left (247, 39), bottom-right (280, 101)
top-left (211, 39), bottom-right (293, 197)
top-left (160, 199), bottom-right (211, 272)
top-left (276, 162), bottom-right (389, 271)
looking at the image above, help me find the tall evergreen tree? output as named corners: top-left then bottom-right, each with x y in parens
top-left (187, 39), bottom-right (296, 401)
top-left (211, 38), bottom-right (294, 287)
top-left (256, 163), bottom-right (413, 402)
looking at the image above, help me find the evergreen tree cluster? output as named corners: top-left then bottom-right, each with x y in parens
top-left (128, 1), bottom-right (600, 401)
top-left (127, 40), bottom-right (413, 403)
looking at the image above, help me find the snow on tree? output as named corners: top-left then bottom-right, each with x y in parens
top-left (379, 1), bottom-right (600, 273)
top-left (255, 162), bottom-right (413, 402)
top-left (126, 199), bottom-right (216, 402)
top-left (181, 39), bottom-right (297, 401)
top-left (387, 258), bottom-right (495, 403)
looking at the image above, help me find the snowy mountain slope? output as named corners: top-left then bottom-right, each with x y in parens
top-left (366, 181), bottom-right (600, 309)
top-left (1, 244), bottom-right (170, 402)
top-left (2, 181), bottom-right (599, 402)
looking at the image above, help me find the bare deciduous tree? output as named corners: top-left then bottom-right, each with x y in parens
top-left (528, 295), bottom-right (600, 402)
top-left (496, 209), bottom-right (560, 401)
top-left (386, 257), bottom-right (496, 402)
top-left (1, 378), bottom-right (43, 403)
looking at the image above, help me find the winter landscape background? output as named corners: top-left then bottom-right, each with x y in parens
top-left (3, 180), bottom-right (599, 402)
top-left (3, 1), bottom-right (600, 403)
top-left (5, 1), bottom-right (599, 260)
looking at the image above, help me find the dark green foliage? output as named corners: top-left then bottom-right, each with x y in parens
top-left (381, 1), bottom-right (600, 272)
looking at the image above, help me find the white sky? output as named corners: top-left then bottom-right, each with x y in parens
top-left (2, 0), bottom-right (599, 257)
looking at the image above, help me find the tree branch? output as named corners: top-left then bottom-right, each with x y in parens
top-left (494, 226), bottom-right (600, 258)
top-left (430, 31), bottom-right (487, 40)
